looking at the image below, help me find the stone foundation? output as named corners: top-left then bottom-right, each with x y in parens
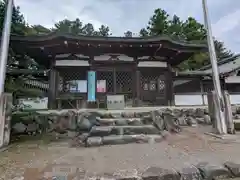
top-left (11, 106), bottom-right (240, 146)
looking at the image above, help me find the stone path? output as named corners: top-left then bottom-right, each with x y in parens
top-left (1, 126), bottom-right (240, 180)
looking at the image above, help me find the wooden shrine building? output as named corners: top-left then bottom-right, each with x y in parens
top-left (10, 32), bottom-right (208, 109)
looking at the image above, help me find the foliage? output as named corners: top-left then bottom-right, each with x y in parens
top-left (124, 31), bottom-right (133, 37)
top-left (139, 8), bottom-right (234, 70)
top-left (52, 18), bottom-right (111, 36)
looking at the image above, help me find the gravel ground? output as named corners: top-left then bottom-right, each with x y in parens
top-left (1, 125), bottom-right (240, 180)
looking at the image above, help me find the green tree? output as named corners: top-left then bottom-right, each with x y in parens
top-left (97, 25), bottom-right (111, 36)
top-left (140, 8), bottom-right (234, 70)
top-left (0, 1), bottom-right (43, 98)
top-left (124, 30), bottom-right (133, 37)
top-left (82, 23), bottom-right (95, 35)
top-left (52, 19), bottom-right (111, 37)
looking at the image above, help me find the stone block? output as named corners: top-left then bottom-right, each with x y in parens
top-left (86, 137), bottom-right (102, 147)
top-left (127, 119), bottom-right (143, 126)
top-left (224, 161), bottom-right (240, 177)
top-left (180, 166), bottom-right (202, 180)
top-left (114, 169), bottom-right (139, 180)
top-left (115, 119), bottom-right (129, 126)
top-left (123, 125), bottom-right (159, 135)
top-left (142, 167), bottom-right (180, 180)
top-left (196, 162), bottom-right (231, 180)
top-left (102, 135), bottom-right (136, 145)
top-left (90, 126), bottom-right (114, 137)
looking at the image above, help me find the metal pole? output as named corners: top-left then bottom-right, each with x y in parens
top-left (0, 0), bottom-right (14, 95)
top-left (202, 0), bottom-right (227, 134)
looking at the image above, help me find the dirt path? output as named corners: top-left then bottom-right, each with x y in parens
top-left (1, 126), bottom-right (240, 180)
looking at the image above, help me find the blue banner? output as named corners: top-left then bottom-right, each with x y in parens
top-left (87, 71), bottom-right (96, 102)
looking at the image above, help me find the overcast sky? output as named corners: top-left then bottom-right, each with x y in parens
top-left (15, 0), bottom-right (240, 53)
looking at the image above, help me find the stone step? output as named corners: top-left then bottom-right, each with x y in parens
top-left (86, 134), bottom-right (164, 147)
top-left (96, 117), bottom-right (152, 126)
top-left (89, 125), bottom-right (160, 137)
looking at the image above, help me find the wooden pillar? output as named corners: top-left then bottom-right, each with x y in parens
top-left (165, 63), bottom-right (174, 106)
top-left (132, 67), bottom-right (140, 107)
top-left (48, 57), bottom-right (57, 109)
top-left (136, 70), bottom-right (141, 106)
top-left (200, 78), bottom-right (205, 105)
top-left (55, 70), bottom-right (60, 98)
top-left (221, 78), bottom-right (227, 90)
top-left (113, 67), bottom-right (117, 94)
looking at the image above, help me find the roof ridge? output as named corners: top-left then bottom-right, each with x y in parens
top-left (198, 54), bottom-right (240, 71)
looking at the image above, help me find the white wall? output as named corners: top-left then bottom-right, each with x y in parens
top-left (174, 94), bottom-right (240, 106)
top-left (17, 94), bottom-right (240, 109)
top-left (18, 97), bottom-right (48, 109)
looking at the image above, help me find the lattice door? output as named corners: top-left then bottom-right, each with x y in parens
top-left (158, 76), bottom-right (166, 94)
top-left (97, 71), bottom-right (114, 93)
top-left (116, 71), bottom-right (132, 93)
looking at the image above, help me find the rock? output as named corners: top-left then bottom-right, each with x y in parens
top-left (232, 106), bottom-right (237, 115)
top-left (77, 117), bottom-right (92, 131)
top-left (114, 169), bottom-right (139, 180)
top-left (102, 135), bottom-right (138, 145)
top-left (141, 115), bottom-right (152, 125)
top-left (203, 115), bottom-right (211, 124)
top-left (196, 162), bottom-right (231, 180)
top-left (152, 111), bottom-right (165, 131)
top-left (187, 108), bottom-right (196, 117)
top-left (186, 117), bottom-right (197, 127)
top-left (67, 130), bottom-right (77, 138)
top-left (178, 116), bottom-right (187, 126)
top-left (180, 166), bottom-right (202, 180)
top-left (147, 135), bottom-right (164, 143)
top-left (90, 126), bottom-right (113, 137)
top-left (12, 122), bottom-right (26, 133)
top-left (195, 108), bottom-right (205, 118)
top-left (196, 118), bottom-right (205, 124)
top-left (123, 112), bottom-right (135, 118)
top-left (102, 113), bottom-right (113, 118)
top-left (86, 137), bottom-right (102, 147)
top-left (26, 123), bottom-right (39, 132)
top-left (163, 112), bottom-right (181, 133)
top-left (142, 167), bottom-right (180, 180)
top-left (111, 113), bottom-right (122, 118)
top-left (69, 133), bottom-right (89, 147)
top-left (115, 119), bottom-right (129, 126)
top-left (172, 109), bottom-right (182, 117)
top-left (236, 107), bottom-right (240, 114)
top-left (97, 118), bottom-right (115, 126)
top-left (86, 113), bottom-right (100, 126)
top-left (224, 161), bottom-right (240, 177)
top-left (123, 125), bottom-right (159, 135)
top-left (234, 114), bottom-right (240, 120)
top-left (127, 119), bottom-right (142, 126)
top-left (54, 116), bottom-right (69, 134)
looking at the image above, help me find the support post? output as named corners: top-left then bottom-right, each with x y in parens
top-left (202, 0), bottom-right (227, 134)
top-left (166, 64), bottom-right (174, 106)
top-left (223, 91), bottom-right (235, 134)
top-left (133, 70), bottom-right (141, 107)
top-left (200, 79), bottom-right (205, 105)
top-left (48, 57), bottom-right (57, 109)
top-left (0, 0), bottom-right (13, 95)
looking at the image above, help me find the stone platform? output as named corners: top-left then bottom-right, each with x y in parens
top-left (11, 105), bottom-right (240, 147)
